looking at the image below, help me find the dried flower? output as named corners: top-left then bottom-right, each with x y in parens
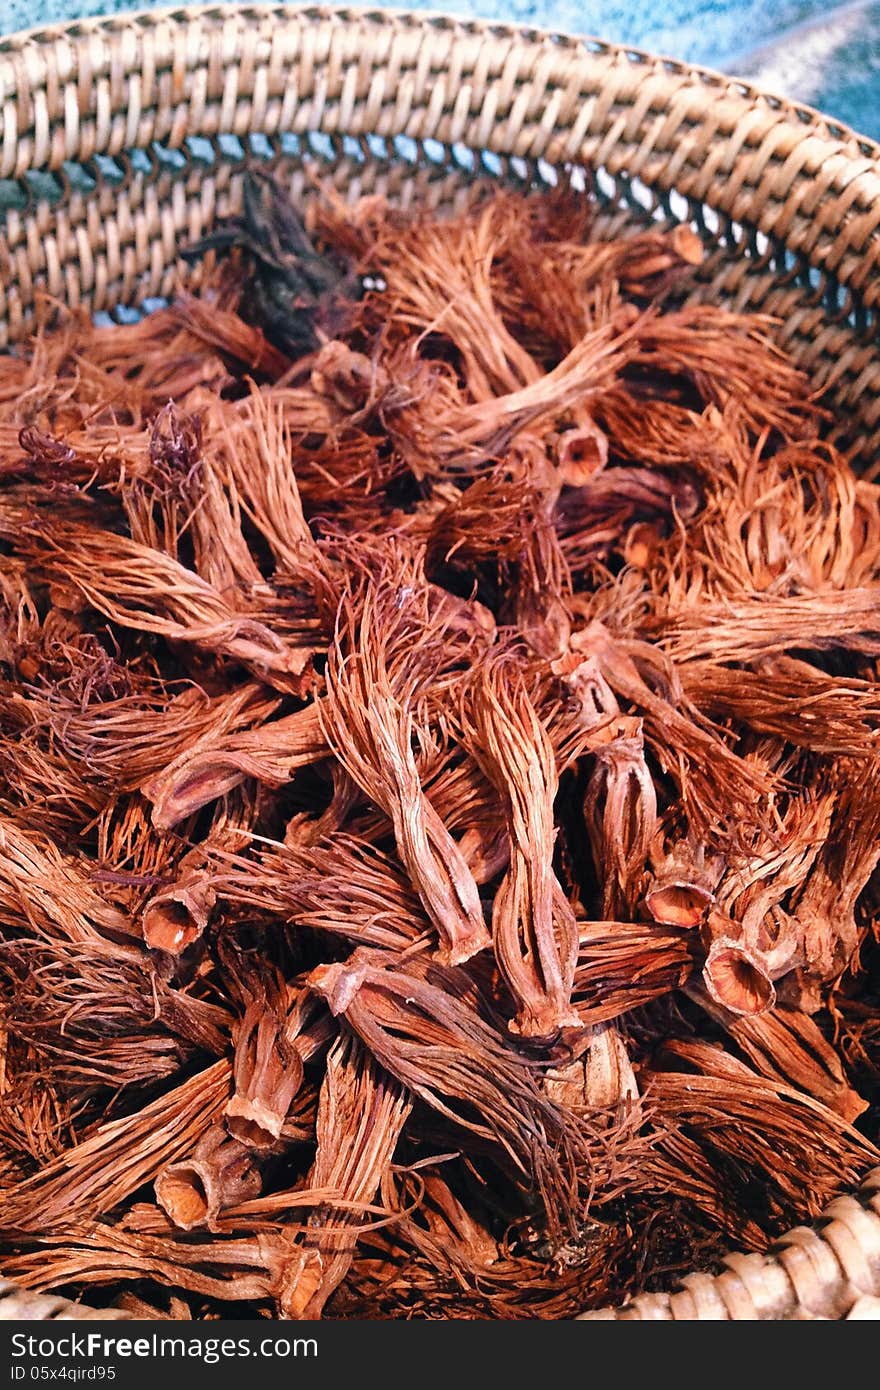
top-left (1, 181), bottom-right (878, 1320)
top-left (645, 830), bottom-right (724, 928)
top-left (460, 651), bottom-right (580, 1037)
top-left (307, 948), bottom-right (614, 1235)
top-left (225, 966), bottom-right (309, 1151)
top-left (2, 1062), bottom-right (231, 1233)
top-left (22, 522), bottom-right (313, 696)
top-left (319, 557), bottom-right (491, 966)
top-left (572, 920), bottom-right (694, 1025)
top-left (276, 1035), bottom-right (410, 1318)
top-left (155, 1125), bottom-right (263, 1232)
top-left (141, 702), bottom-right (326, 831)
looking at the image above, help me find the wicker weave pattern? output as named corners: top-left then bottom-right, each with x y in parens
top-left (0, 6), bottom-right (879, 456)
top-left (0, 5), bottom-right (879, 1322)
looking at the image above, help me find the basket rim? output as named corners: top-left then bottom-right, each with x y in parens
top-left (0, 2), bottom-right (878, 1324)
top-left (1, 0), bottom-right (879, 161)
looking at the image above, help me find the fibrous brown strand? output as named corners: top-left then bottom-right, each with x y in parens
top-left (691, 987), bottom-right (868, 1123)
top-left (214, 385), bottom-right (322, 578)
top-left (171, 292), bottom-right (291, 379)
top-left (1, 182), bottom-right (878, 1320)
top-left (0, 934), bottom-right (227, 1092)
top-left (554, 464), bottom-right (702, 578)
top-left (659, 589), bottom-right (880, 665)
top-left (572, 921), bottom-right (694, 1025)
top-left (623, 308), bottom-right (818, 442)
top-left (39, 677), bottom-right (279, 796)
top-left (276, 1034), bottom-right (411, 1318)
top-left (1, 1218), bottom-right (285, 1306)
top-left (320, 558), bottom-right (491, 965)
top-left (365, 198), bottom-right (637, 476)
top-left (503, 223), bottom-right (702, 354)
top-left (680, 658), bottom-right (880, 756)
top-left (389, 319), bottom-right (630, 479)
top-left (91, 793), bottom-right (196, 919)
top-left (214, 832), bottom-right (429, 952)
top-left (0, 816), bottom-right (132, 945)
top-left (460, 652), bottom-right (580, 1037)
top-left (787, 763), bottom-right (880, 1003)
top-left (334, 1163), bottom-right (636, 1319)
top-left (18, 522), bottom-right (313, 696)
top-left (641, 1040), bottom-right (878, 1241)
top-left (308, 948), bottom-right (643, 1236)
top-left (140, 701), bottom-right (326, 830)
top-left (0, 729), bottom-right (109, 839)
top-left (1, 1062), bottom-right (231, 1234)
top-left (0, 1039), bottom-right (76, 1172)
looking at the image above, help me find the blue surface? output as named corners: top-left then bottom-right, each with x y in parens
top-left (0, 0), bottom-right (877, 141)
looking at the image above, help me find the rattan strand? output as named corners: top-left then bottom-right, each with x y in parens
top-left (0, 5), bottom-right (879, 1321)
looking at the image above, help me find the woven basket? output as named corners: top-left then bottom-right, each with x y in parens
top-left (1, 2), bottom-right (879, 1320)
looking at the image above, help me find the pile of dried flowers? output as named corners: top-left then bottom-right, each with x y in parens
top-left (0, 172), bottom-right (878, 1319)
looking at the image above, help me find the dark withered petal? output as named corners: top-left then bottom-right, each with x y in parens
top-left (182, 172), bottom-right (364, 359)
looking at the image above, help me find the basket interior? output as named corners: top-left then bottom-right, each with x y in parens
top-left (0, 6), bottom-right (879, 466)
top-left (1, 4), bottom-right (880, 1321)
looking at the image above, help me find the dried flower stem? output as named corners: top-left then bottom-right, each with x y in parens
top-left (461, 653), bottom-right (580, 1037)
top-left (320, 567), bottom-right (490, 965)
top-left (278, 1035), bottom-right (410, 1318)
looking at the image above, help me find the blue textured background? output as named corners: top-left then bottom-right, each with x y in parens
top-left (0, 0), bottom-right (877, 141)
